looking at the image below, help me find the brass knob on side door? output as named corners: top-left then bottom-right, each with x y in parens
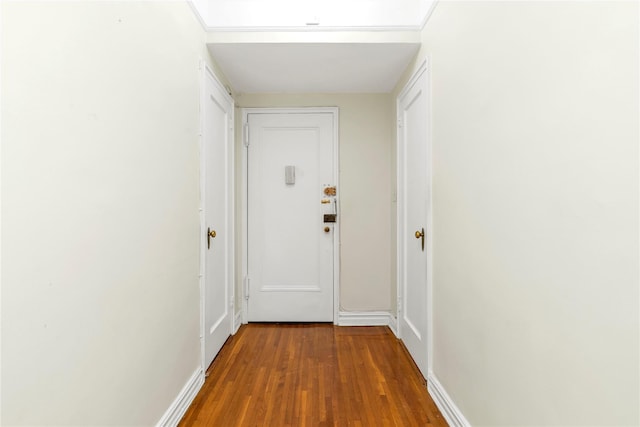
top-left (415, 228), bottom-right (425, 252)
top-left (324, 227), bottom-right (330, 233)
top-left (207, 227), bottom-right (216, 250)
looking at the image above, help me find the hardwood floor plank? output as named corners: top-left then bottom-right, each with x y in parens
top-left (179, 324), bottom-right (447, 427)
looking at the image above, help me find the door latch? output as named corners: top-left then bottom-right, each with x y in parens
top-left (323, 214), bottom-right (337, 223)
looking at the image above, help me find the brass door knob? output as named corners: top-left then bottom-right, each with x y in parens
top-left (324, 227), bottom-right (330, 233)
top-left (207, 227), bottom-right (216, 250)
top-left (415, 228), bottom-right (425, 252)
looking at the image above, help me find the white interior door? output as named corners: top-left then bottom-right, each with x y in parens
top-left (246, 110), bottom-right (337, 322)
top-left (202, 66), bottom-right (234, 368)
top-left (397, 61), bottom-right (431, 378)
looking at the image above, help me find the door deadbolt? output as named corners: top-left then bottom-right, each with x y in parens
top-left (207, 227), bottom-right (216, 249)
top-left (415, 228), bottom-right (425, 251)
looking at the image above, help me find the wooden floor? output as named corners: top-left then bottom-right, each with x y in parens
top-left (180, 324), bottom-right (447, 427)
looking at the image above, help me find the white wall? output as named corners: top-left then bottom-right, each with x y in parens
top-left (236, 94), bottom-right (393, 312)
top-left (1, 1), bottom-right (227, 424)
top-left (393, 1), bottom-right (639, 425)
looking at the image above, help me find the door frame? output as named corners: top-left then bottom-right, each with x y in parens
top-left (199, 62), bottom-right (235, 373)
top-left (240, 107), bottom-right (340, 324)
top-left (396, 59), bottom-right (433, 373)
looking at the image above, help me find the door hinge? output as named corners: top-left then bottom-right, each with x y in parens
top-left (243, 123), bottom-right (249, 147)
top-left (244, 276), bottom-right (250, 300)
top-left (397, 118), bottom-right (403, 128)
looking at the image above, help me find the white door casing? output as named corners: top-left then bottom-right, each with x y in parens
top-left (243, 109), bottom-right (339, 322)
top-left (200, 64), bottom-right (234, 370)
top-left (397, 60), bottom-right (432, 378)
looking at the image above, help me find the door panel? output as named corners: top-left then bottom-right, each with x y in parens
top-left (247, 112), bottom-right (336, 322)
top-left (203, 68), bottom-right (233, 368)
top-left (398, 64), bottom-right (430, 377)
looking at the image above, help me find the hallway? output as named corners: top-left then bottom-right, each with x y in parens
top-left (2, 1), bottom-right (638, 425)
top-left (180, 324), bottom-right (446, 426)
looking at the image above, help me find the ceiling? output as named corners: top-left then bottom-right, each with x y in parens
top-left (207, 42), bottom-right (421, 93)
top-left (193, 0), bottom-right (433, 30)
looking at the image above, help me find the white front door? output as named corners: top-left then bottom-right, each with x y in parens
top-left (397, 61), bottom-right (431, 378)
top-left (202, 66), bottom-right (234, 368)
top-left (246, 110), bottom-right (337, 322)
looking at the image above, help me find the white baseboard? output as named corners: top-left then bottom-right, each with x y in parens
top-left (156, 368), bottom-right (204, 427)
top-left (233, 310), bottom-right (242, 334)
top-left (427, 372), bottom-right (470, 427)
top-left (337, 311), bottom-right (394, 327)
top-left (388, 315), bottom-right (399, 337)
